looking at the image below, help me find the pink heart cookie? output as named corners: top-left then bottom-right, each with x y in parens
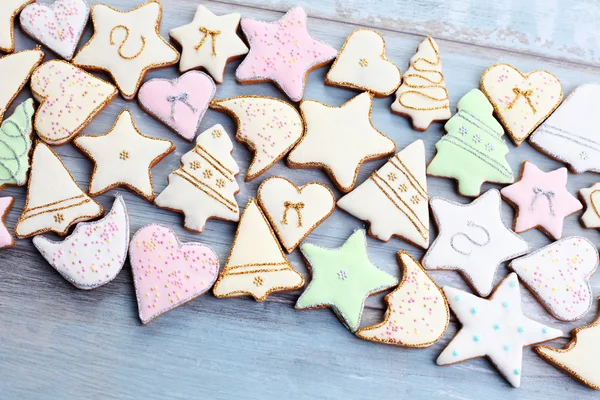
top-left (138, 71), bottom-right (216, 141)
top-left (130, 224), bottom-right (220, 324)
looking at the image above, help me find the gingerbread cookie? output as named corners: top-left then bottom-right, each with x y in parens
top-left (287, 92), bottom-right (396, 193)
top-left (337, 140), bottom-right (429, 249)
top-left (0, 99), bottom-right (35, 191)
top-left (579, 182), bottom-right (600, 229)
top-left (33, 195), bottom-right (129, 290)
top-left (0, 0), bottom-right (34, 53)
top-left (0, 197), bottom-right (15, 249)
top-left (73, 0), bottom-right (179, 100)
top-left (236, 6), bottom-right (337, 102)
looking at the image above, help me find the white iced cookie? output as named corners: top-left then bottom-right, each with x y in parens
top-left (169, 5), bottom-right (248, 83)
top-left (15, 142), bottom-right (103, 238)
top-left (579, 182), bottom-right (600, 229)
top-left (33, 195), bottom-right (129, 290)
top-left (73, 0), bottom-right (179, 100)
top-left (74, 110), bottom-right (174, 201)
top-left (213, 198), bottom-right (305, 302)
top-left (0, 48), bottom-right (44, 122)
top-left (0, 0), bottom-right (33, 53)
top-left (287, 92), bottom-right (396, 193)
top-left (391, 36), bottom-right (451, 131)
top-left (337, 140), bottom-right (429, 249)
top-left (155, 124), bottom-right (240, 234)
top-left (325, 29), bottom-right (401, 97)
top-left (257, 176), bottom-right (335, 253)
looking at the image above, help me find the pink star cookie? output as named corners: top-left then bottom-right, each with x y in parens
top-left (501, 161), bottom-right (582, 240)
top-left (0, 197), bottom-right (14, 249)
top-left (235, 6), bottom-right (337, 102)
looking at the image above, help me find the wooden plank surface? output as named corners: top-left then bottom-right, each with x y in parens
top-left (1, 0), bottom-right (599, 398)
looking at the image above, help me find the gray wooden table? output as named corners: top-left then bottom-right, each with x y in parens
top-left (1, 0), bottom-right (599, 398)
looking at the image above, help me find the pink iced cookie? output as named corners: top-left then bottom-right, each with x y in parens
top-left (130, 224), bottom-right (220, 324)
top-left (235, 6), bottom-right (337, 102)
top-left (0, 197), bottom-right (14, 249)
top-left (138, 71), bottom-right (216, 141)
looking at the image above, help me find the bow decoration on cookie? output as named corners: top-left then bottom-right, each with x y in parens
top-left (110, 25), bottom-right (146, 60)
top-left (507, 87), bottom-right (537, 113)
top-left (166, 93), bottom-right (198, 121)
top-left (530, 187), bottom-right (555, 216)
top-left (282, 201), bottom-right (305, 227)
top-left (195, 27), bottom-right (221, 56)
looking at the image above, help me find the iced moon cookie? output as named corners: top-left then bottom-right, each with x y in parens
top-left (0, 99), bottom-right (35, 191)
top-left (0, 0), bottom-right (34, 53)
top-left (579, 182), bottom-right (600, 229)
top-left (130, 224), bottom-right (220, 324)
top-left (32, 195), bottom-right (130, 290)
top-left (0, 197), bottom-right (15, 249)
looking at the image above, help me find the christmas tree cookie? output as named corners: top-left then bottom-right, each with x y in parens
top-left (0, 99), bottom-right (35, 191)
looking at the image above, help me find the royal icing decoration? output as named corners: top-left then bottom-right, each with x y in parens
top-left (0, 197), bottom-right (15, 249)
top-left (501, 161), bottom-right (582, 240)
top-left (509, 237), bottom-right (598, 322)
top-left (169, 5), bottom-right (248, 84)
top-left (423, 189), bottom-right (529, 297)
top-left (391, 36), bottom-right (450, 131)
top-left (287, 92), bottom-right (396, 192)
top-left (138, 71), bottom-right (215, 141)
top-left (257, 176), bottom-right (335, 253)
top-left (31, 60), bottom-right (118, 145)
top-left (427, 89), bottom-right (513, 197)
top-left (0, 0), bottom-right (33, 53)
top-left (295, 229), bottom-right (398, 332)
top-left (337, 140), bottom-right (429, 249)
top-left (210, 96), bottom-right (303, 181)
top-left (32, 195), bottom-right (130, 290)
top-left (325, 29), bottom-right (401, 97)
top-left (480, 64), bottom-right (563, 146)
top-left (0, 48), bottom-right (44, 123)
top-left (235, 6), bottom-right (337, 102)
top-left (579, 182), bottom-right (600, 229)
top-left (130, 224), bottom-right (220, 324)
top-left (15, 142), bottom-right (103, 238)
top-left (74, 110), bottom-right (175, 201)
top-left (73, 0), bottom-right (179, 100)
top-left (0, 99), bottom-right (34, 191)
top-left (212, 198), bottom-right (305, 302)
top-left (155, 124), bottom-right (240, 234)
top-left (356, 251), bottom-right (448, 347)
top-left (20, 0), bottom-right (90, 60)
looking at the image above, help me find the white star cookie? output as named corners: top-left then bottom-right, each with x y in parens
top-left (579, 182), bottom-right (600, 229)
top-left (0, 48), bottom-right (44, 122)
top-left (0, 0), bottom-right (33, 53)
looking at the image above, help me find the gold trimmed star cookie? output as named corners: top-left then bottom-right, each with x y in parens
top-left (0, 0), bottom-right (34, 53)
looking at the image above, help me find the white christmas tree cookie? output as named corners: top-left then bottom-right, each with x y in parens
top-left (0, 0), bottom-right (34, 53)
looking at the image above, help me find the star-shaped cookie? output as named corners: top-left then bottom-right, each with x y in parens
top-left (0, 197), bottom-right (15, 249)
top-left (422, 189), bottom-right (530, 297)
top-left (501, 161), bottom-right (582, 240)
top-left (0, 0), bottom-right (33, 53)
top-left (169, 5), bottom-right (248, 83)
top-left (287, 92), bottom-right (396, 192)
top-left (73, 0), bottom-right (179, 100)
top-left (295, 229), bottom-right (398, 332)
top-left (74, 110), bottom-right (175, 201)
top-left (579, 182), bottom-right (600, 229)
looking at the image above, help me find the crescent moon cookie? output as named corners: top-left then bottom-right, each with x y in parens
top-left (0, 99), bottom-right (35, 191)
top-left (500, 161), bottom-right (583, 240)
top-left (32, 195), bottom-right (130, 290)
top-left (509, 237), bottom-right (598, 322)
top-left (0, 0), bottom-right (34, 53)
top-left (356, 251), bottom-right (449, 347)
top-left (480, 64), bottom-right (563, 146)
top-left (325, 29), bottom-right (401, 97)
top-left (337, 140), bottom-right (430, 249)
top-left (130, 224), bottom-right (220, 325)
top-left (155, 124), bottom-right (240, 234)
top-left (391, 36), bottom-right (451, 131)
top-left (169, 5), bottom-right (248, 84)
top-left (15, 142), bottom-right (103, 238)
top-left (579, 182), bottom-right (600, 229)
top-left (210, 96), bottom-right (304, 181)
top-left (287, 92), bottom-right (396, 193)
top-left (257, 176), bottom-right (335, 253)
top-left (74, 110), bottom-right (175, 202)
top-left (0, 197), bottom-right (15, 249)
top-left (73, 0), bottom-right (180, 100)
top-left (235, 6), bottom-right (337, 102)
top-left (422, 189), bottom-right (530, 297)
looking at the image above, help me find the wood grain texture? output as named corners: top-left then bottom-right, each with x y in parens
top-left (0, 0), bottom-right (599, 398)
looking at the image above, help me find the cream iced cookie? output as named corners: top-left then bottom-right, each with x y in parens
top-left (0, 0), bottom-right (34, 53)
top-left (337, 140), bottom-right (429, 249)
top-left (210, 96), bottom-right (303, 181)
top-left (480, 64), bottom-right (562, 145)
top-left (213, 198), bottom-right (305, 302)
top-left (73, 0), bottom-right (179, 100)
top-left (0, 99), bottom-right (35, 191)
top-left (155, 124), bottom-right (240, 234)
top-left (257, 176), bottom-right (335, 253)
top-left (325, 29), bottom-right (401, 97)
top-left (74, 110), bottom-right (174, 201)
top-left (391, 36), bottom-right (451, 131)
top-left (287, 92), bottom-right (396, 193)
top-left (32, 195), bottom-right (129, 290)
top-left (0, 197), bottom-right (15, 249)
top-left (579, 183), bottom-right (600, 229)
top-left (169, 5), bottom-right (248, 83)
top-left (15, 142), bottom-right (103, 238)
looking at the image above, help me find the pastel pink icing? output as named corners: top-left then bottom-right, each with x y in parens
top-left (130, 224), bottom-right (220, 324)
top-left (0, 197), bottom-right (13, 248)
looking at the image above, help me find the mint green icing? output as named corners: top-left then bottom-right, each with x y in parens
top-left (0, 99), bottom-right (34, 188)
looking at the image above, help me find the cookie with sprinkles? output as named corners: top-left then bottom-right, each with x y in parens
top-left (0, 0), bottom-right (34, 53)
top-left (0, 197), bottom-right (15, 249)
top-left (0, 99), bottom-right (35, 192)
top-left (579, 182), bottom-right (600, 229)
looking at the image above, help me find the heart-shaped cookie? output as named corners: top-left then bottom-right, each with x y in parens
top-left (130, 224), bottom-right (220, 324)
top-left (138, 71), bottom-right (216, 141)
top-left (326, 29), bottom-right (401, 97)
top-left (480, 64), bottom-right (562, 146)
top-left (257, 176), bottom-right (335, 253)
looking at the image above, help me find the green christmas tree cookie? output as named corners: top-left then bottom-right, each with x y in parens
top-left (0, 99), bottom-right (34, 191)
